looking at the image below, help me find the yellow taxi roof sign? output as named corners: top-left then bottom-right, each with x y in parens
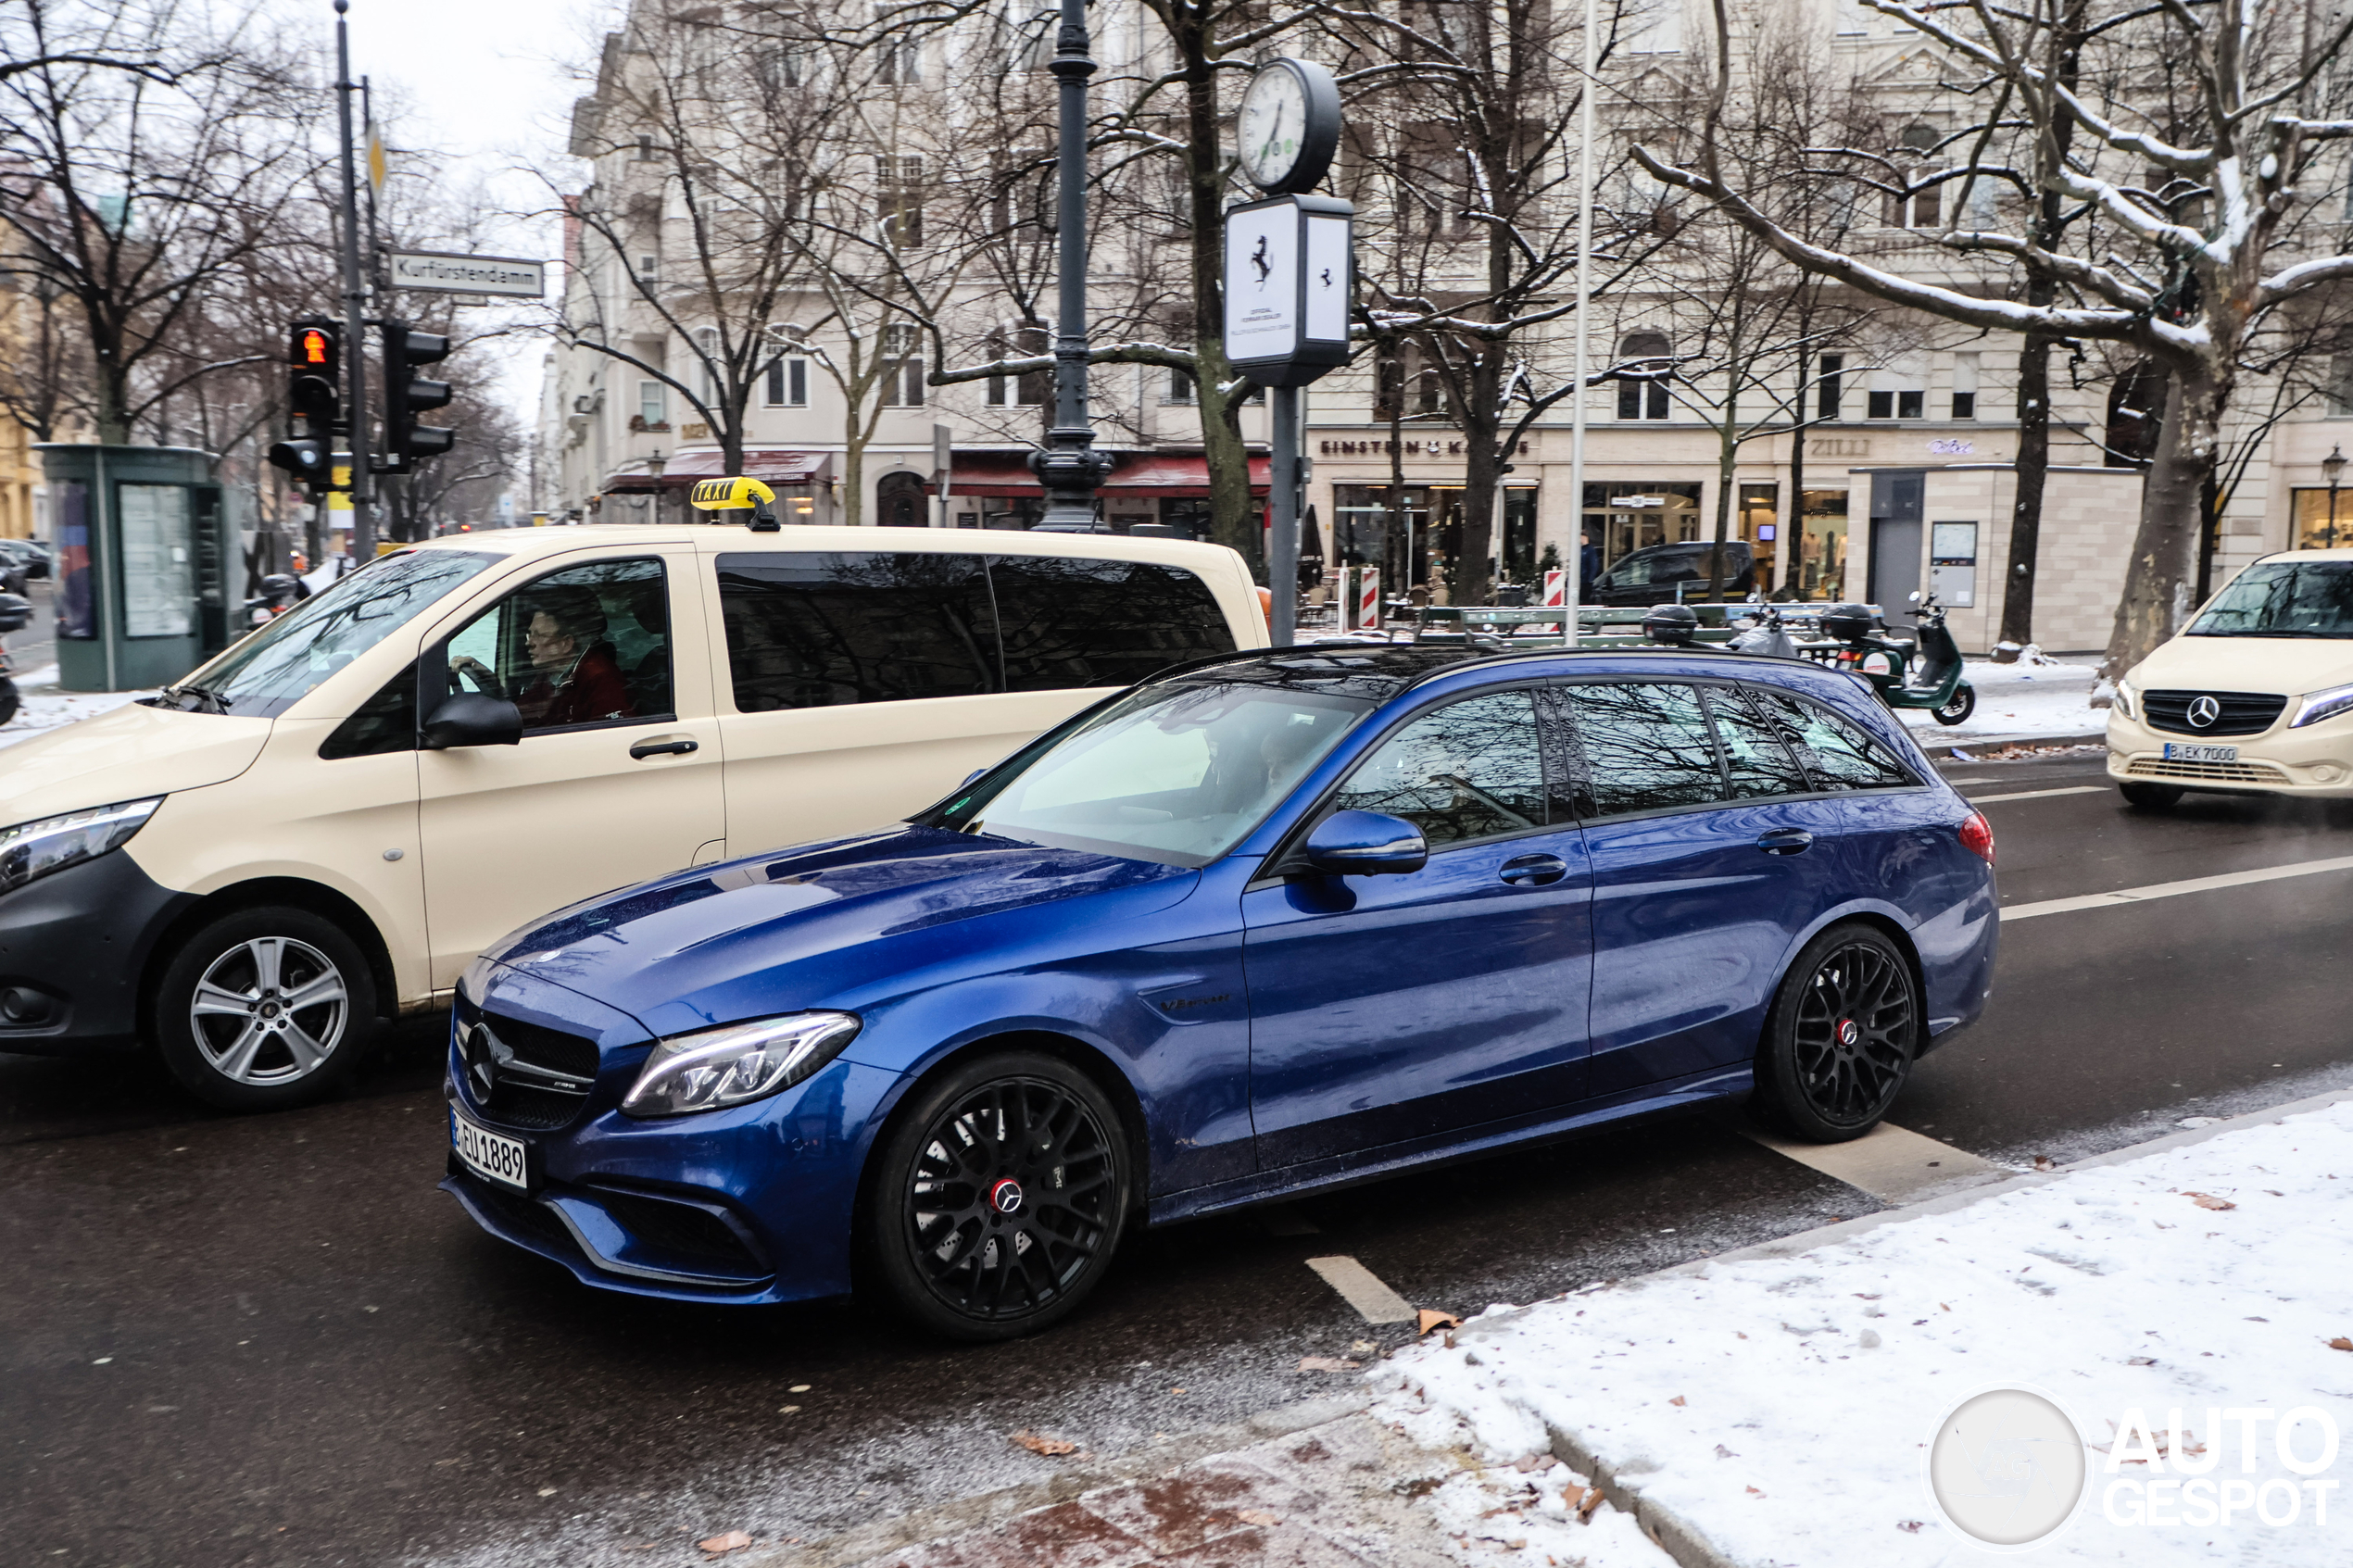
top-left (687, 476), bottom-right (775, 511)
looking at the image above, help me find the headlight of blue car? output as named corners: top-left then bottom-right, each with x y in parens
top-left (621, 1011), bottom-right (862, 1117)
top-left (0, 797), bottom-right (163, 896)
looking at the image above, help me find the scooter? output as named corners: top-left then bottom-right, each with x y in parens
top-left (1823, 591), bottom-right (1976, 725)
top-left (1728, 596), bottom-right (1799, 659)
top-left (241, 572), bottom-right (310, 631)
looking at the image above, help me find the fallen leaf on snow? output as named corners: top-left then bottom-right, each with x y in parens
top-left (2032, 1156), bottom-right (2057, 1172)
top-left (1417, 1310), bottom-right (1463, 1336)
top-left (1009, 1430), bottom-right (1078, 1457)
top-left (1511, 1453), bottom-right (1549, 1473)
top-left (2128, 1356), bottom-right (2158, 1366)
top-left (2184, 1191), bottom-right (2236, 1210)
top-left (1746, 1486), bottom-right (1766, 1497)
top-left (1667, 1395), bottom-right (1686, 1407)
top-left (2328, 1337), bottom-right (2353, 1352)
top-left (1234, 1508), bottom-right (1282, 1526)
top-left (1715, 1445), bottom-right (1737, 1459)
top-left (1575, 1486), bottom-right (1604, 1523)
top-left (1296, 1356), bottom-right (1361, 1372)
top-left (1898, 1520), bottom-right (1925, 1533)
top-left (696, 1531), bottom-right (753, 1556)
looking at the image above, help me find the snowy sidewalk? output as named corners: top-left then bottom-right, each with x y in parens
top-left (1894, 653), bottom-right (2105, 746)
top-left (1378, 1096), bottom-right (2353, 1565)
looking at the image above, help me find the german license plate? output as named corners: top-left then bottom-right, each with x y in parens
top-left (2163, 742), bottom-right (2238, 763)
top-left (451, 1108), bottom-right (530, 1193)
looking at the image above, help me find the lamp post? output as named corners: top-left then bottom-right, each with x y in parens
top-left (1028, 0), bottom-right (1112, 531)
top-left (644, 447), bottom-right (667, 526)
top-left (2324, 444), bottom-right (2346, 548)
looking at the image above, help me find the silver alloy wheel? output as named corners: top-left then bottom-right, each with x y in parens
top-left (188, 935), bottom-right (349, 1086)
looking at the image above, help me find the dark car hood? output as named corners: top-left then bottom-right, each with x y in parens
top-left (480, 826), bottom-right (1198, 1046)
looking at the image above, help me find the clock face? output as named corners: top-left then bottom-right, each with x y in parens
top-left (1239, 65), bottom-right (1310, 191)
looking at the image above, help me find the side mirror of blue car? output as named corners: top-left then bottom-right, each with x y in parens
top-left (1303, 809), bottom-right (1428, 877)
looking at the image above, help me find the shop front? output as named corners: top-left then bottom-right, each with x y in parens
top-left (603, 449), bottom-right (835, 525)
top-left (1329, 484), bottom-right (1538, 602)
top-left (935, 452), bottom-right (1269, 535)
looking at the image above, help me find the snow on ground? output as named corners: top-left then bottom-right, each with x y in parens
top-left (1897, 652), bottom-right (2107, 746)
top-left (0, 665), bottom-right (157, 751)
top-left (1389, 1408), bottom-right (1678, 1567)
top-left (1378, 1101), bottom-right (2353, 1565)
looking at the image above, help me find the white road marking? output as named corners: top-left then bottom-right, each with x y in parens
top-left (2001, 852), bottom-right (2353, 922)
top-left (1967, 785), bottom-right (2108, 804)
top-left (1743, 1122), bottom-right (2005, 1204)
top-left (1306, 1255), bottom-right (1417, 1324)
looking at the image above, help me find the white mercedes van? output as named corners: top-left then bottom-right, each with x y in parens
top-left (2108, 546), bottom-right (2353, 806)
top-left (0, 522), bottom-right (1265, 1110)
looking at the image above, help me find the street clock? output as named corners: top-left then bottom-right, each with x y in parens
top-left (1237, 57), bottom-right (1341, 195)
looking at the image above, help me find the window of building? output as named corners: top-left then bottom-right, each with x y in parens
top-left (637, 381), bottom-right (667, 429)
top-left (1796, 489), bottom-right (1849, 600)
top-left (1867, 385), bottom-right (1924, 420)
top-left (1817, 354), bottom-right (1843, 420)
top-left (695, 327), bottom-right (722, 403)
top-left (1375, 343), bottom-right (1445, 421)
top-left (881, 322), bottom-right (925, 408)
top-left (2106, 360), bottom-right (2166, 467)
top-left (1883, 136), bottom-right (1942, 229)
top-left (636, 254), bottom-right (660, 285)
top-left (1399, 121), bottom-right (1470, 238)
top-left (1164, 367), bottom-right (1197, 405)
top-left (986, 325), bottom-right (1049, 407)
top-left (765, 355), bottom-right (808, 407)
top-left (1617, 332), bottom-right (1671, 420)
top-left (876, 470), bottom-right (927, 528)
top-left (635, 134), bottom-right (658, 161)
top-left (2326, 353), bottom-right (2353, 417)
top-left (876, 154), bottom-right (925, 248)
top-left (1952, 352), bottom-right (1979, 419)
top-left (1582, 481), bottom-right (1704, 569)
top-left (2293, 488), bottom-right (2353, 549)
top-left (875, 9), bottom-right (921, 83)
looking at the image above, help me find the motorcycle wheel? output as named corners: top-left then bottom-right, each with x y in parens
top-left (0, 678), bottom-right (18, 727)
top-left (1931, 683), bottom-right (1976, 726)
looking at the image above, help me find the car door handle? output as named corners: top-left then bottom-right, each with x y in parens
top-left (1499, 853), bottom-right (1569, 886)
top-left (1755, 829), bottom-right (1815, 856)
top-left (629, 736), bottom-right (699, 760)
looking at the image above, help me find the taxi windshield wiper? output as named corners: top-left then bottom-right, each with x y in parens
top-left (165, 683), bottom-right (233, 713)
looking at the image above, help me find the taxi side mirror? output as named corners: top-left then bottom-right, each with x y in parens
top-left (422, 692), bottom-right (522, 749)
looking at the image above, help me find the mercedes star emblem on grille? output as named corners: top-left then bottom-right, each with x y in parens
top-left (2186, 695), bottom-right (2221, 728)
top-left (465, 1022), bottom-right (506, 1100)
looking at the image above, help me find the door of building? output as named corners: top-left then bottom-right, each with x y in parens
top-left (1868, 471), bottom-right (1925, 608)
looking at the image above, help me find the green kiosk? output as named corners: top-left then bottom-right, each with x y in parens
top-left (39, 445), bottom-right (242, 693)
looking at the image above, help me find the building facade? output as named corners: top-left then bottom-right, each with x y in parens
top-left (541, 0), bottom-right (2351, 654)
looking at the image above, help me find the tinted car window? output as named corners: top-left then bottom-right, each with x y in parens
top-left (445, 558), bottom-right (667, 733)
top-left (1707, 685), bottom-right (1812, 798)
top-left (1333, 691), bottom-right (1547, 846)
top-left (1751, 689), bottom-right (1916, 790)
top-left (990, 556), bottom-right (1235, 691)
top-left (718, 552), bottom-right (995, 710)
top-left (1563, 682), bottom-right (1725, 816)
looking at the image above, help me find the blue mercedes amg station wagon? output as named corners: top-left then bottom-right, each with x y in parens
top-left (443, 646), bottom-right (1997, 1339)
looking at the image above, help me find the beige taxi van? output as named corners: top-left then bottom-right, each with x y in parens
top-left (2109, 545), bottom-right (2353, 805)
top-left (0, 518), bottom-right (1265, 1109)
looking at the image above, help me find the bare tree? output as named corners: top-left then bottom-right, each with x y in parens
top-left (1639, 0), bottom-right (2353, 675)
top-left (0, 0), bottom-right (321, 444)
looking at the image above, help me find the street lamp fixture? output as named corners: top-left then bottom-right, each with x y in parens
top-left (2325, 445), bottom-right (2347, 548)
top-left (1028, 0), bottom-right (1112, 531)
top-left (645, 447), bottom-right (667, 480)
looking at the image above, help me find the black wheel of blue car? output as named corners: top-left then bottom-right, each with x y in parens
top-left (867, 1052), bottom-right (1131, 1341)
top-left (1754, 924), bottom-right (1918, 1144)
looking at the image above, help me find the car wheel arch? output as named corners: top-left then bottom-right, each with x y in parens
top-left (138, 877), bottom-right (397, 1037)
top-left (849, 1028), bottom-right (1154, 1243)
top-left (1760, 909), bottom-right (1929, 1060)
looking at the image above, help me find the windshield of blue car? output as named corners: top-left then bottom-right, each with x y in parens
top-left (2187, 559), bottom-right (2353, 638)
top-left (938, 679), bottom-right (1378, 867)
top-left (152, 550), bottom-right (498, 717)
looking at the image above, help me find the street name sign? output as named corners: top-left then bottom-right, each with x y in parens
top-left (388, 250), bottom-right (546, 298)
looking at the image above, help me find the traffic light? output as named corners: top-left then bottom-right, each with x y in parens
top-left (268, 316), bottom-right (341, 492)
top-left (380, 320), bottom-right (454, 470)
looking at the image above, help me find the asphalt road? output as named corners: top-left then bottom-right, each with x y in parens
top-left (6, 748), bottom-right (2352, 1568)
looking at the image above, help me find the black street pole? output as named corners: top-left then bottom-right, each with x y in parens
top-left (333, 0), bottom-right (373, 561)
top-left (1028, 0), bottom-right (1110, 530)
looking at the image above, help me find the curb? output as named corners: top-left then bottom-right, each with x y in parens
top-left (1459, 1078), bottom-right (2353, 1568)
top-left (1914, 726), bottom-right (2107, 757)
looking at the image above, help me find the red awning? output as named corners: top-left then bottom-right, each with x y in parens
top-left (604, 449), bottom-right (829, 493)
top-left (933, 453), bottom-right (1268, 498)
